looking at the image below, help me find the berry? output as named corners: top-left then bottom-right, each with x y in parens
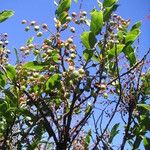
top-left (30, 21), bottom-right (36, 26)
top-left (70, 27), bottom-right (75, 33)
top-left (20, 46), bottom-right (26, 51)
top-left (34, 25), bottom-right (40, 31)
top-left (25, 26), bottom-right (30, 32)
top-left (66, 16), bottom-right (72, 22)
top-left (37, 31), bottom-right (43, 37)
top-left (21, 20), bottom-right (27, 24)
top-left (42, 23), bottom-right (48, 29)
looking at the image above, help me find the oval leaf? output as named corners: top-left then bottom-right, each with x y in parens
top-left (90, 10), bottom-right (103, 35)
top-left (103, 0), bottom-right (118, 8)
top-left (23, 61), bottom-right (48, 70)
top-left (0, 10), bottom-right (14, 23)
top-left (81, 31), bottom-right (97, 50)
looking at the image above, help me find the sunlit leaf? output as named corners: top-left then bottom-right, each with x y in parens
top-left (90, 10), bottom-right (103, 35)
top-left (46, 74), bottom-right (61, 90)
top-left (143, 136), bottom-right (150, 150)
top-left (108, 123), bottom-right (119, 143)
top-left (5, 64), bottom-right (16, 80)
top-left (83, 50), bottom-right (93, 61)
top-left (26, 36), bottom-right (34, 45)
top-left (137, 104), bottom-right (150, 111)
top-left (103, 4), bottom-right (118, 22)
top-left (125, 29), bottom-right (140, 44)
top-left (84, 130), bottom-right (92, 149)
top-left (131, 21), bottom-right (141, 31)
top-left (81, 31), bottom-right (97, 49)
top-left (103, 0), bottom-right (118, 8)
top-left (123, 46), bottom-right (136, 67)
top-left (23, 61), bottom-right (48, 70)
top-left (0, 72), bottom-right (6, 87)
top-left (0, 10), bottom-right (14, 23)
top-left (108, 44), bottom-right (125, 59)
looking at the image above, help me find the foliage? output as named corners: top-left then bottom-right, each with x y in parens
top-left (0, 0), bottom-right (149, 149)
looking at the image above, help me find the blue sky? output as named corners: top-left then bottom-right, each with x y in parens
top-left (0, 0), bottom-right (150, 149)
top-left (0, 0), bottom-right (150, 59)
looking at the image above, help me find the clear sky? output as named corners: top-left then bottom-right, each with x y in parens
top-left (0, 0), bottom-right (150, 149)
top-left (0, 0), bottom-right (150, 61)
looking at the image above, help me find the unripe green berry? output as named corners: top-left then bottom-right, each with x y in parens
top-left (21, 20), bottom-right (27, 24)
top-left (103, 93), bottom-right (108, 99)
top-left (70, 27), bottom-right (75, 33)
top-left (25, 26), bottom-right (30, 32)
top-left (81, 11), bottom-right (87, 16)
top-left (42, 23), bottom-right (48, 29)
top-left (30, 21), bottom-right (36, 26)
top-left (34, 25), bottom-right (40, 31)
top-left (49, 65), bottom-right (55, 72)
top-left (20, 46), bottom-right (26, 51)
top-left (66, 16), bottom-right (72, 22)
top-left (37, 31), bottom-right (43, 37)
top-left (67, 38), bottom-right (73, 43)
top-left (28, 44), bottom-right (34, 49)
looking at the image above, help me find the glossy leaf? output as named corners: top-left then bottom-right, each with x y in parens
top-left (57, 11), bottom-right (68, 24)
top-left (131, 21), bottom-right (141, 31)
top-left (83, 50), bottom-right (93, 61)
top-left (56, 0), bottom-right (72, 15)
top-left (108, 123), bottom-right (119, 143)
top-left (125, 29), bottom-right (140, 44)
top-left (0, 10), bottom-right (14, 23)
top-left (108, 44), bottom-right (125, 59)
top-left (0, 72), bottom-right (6, 87)
top-left (23, 61), bottom-right (48, 70)
top-left (26, 36), bottom-right (34, 45)
top-left (46, 74), bottom-right (61, 90)
top-left (123, 46), bottom-right (136, 67)
top-left (90, 10), bottom-right (103, 35)
top-left (143, 137), bottom-right (150, 150)
top-left (103, 4), bottom-right (118, 22)
top-left (137, 104), bottom-right (150, 111)
top-left (81, 31), bottom-right (97, 49)
top-left (5, 64), bottom-right (16, 80)
top-left (84, 130), bottom-right (92, 149)
top-left (103, 0), bottom-right (118, 8)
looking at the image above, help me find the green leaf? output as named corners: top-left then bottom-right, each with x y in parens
top-left (46, 74), bottom-right (61, 90)
top-left (123, 46), bottom-right (136, 67)
top-left (23, 61), bottom-right (48, 70)
top-left (108, 123), bottom-right (119, 143)
top-left (14, 48), bottom-right (19, 64)
top-left (52, 52), bottom-right (60, 63)
top-left (0, 10), bottom-right (14, 23)
top-left (74, 0), bottom-right (78, 2)
top-left (26, 36), bottom-right (34, 45)
top-left (81, 31), bottom-right (97, 49)
top-left (5, 64), bottom-right (16, 80)
top-left (56, 0), bottom-right (72, 15)
top-left (90, 10), bottom-right (103, 35)
top-left (137, 104), bottom-right (150, 111)
top-left (84, 130), bottom-right (92, 149)
top-left (83, 50), bottom-right (93, 61)
top-left (131, 21), bottom-right (141, 31)
top-left (103, 4), bottom-right (118, 22)
top-left (108, 44), bottom-right (125, 59)
top-left (57, 11), bottom-right (68, 24)
top-left (125, 29), bottom-right (140, 44)
top-left (143, 137), bottom-right (150, 150)
top-left (103, 0), bottom-right (118, 7)
top-left (85, 104), bottom-right (92, 115)
top-left (0, 72), bottom-right (6, 87)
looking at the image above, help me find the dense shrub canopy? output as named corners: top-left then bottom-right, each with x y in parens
top-left (0, 0), bottom-right (149, 149)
